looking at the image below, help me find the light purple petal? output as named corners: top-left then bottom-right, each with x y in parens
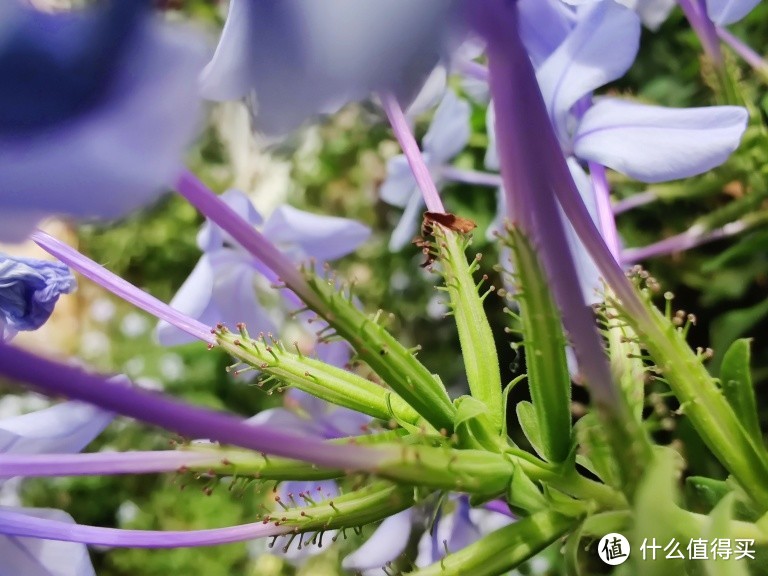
top-left (245, 406), bottom-right (323, 437)
top-left (201, 0), bottom-right (460, 134)
top-left (536, 1), bottom-right (640, 142)
top-left (0, 507), bottom-right (94, 576)
top-left (0, 18), bottom-right (206, 242)
top-left (197, 189), bottom-right (263, 252)
top-left (209, 250), bottom-right (278, 335)
top-left (0, 401), bottom-right (112, 458)
top-left (380, 155), bottom-right (419, 207)
top-left (706, 0), bottom-right (761, 25)
top-left (633, 0), bottom-right (677, 30)
top-left (342, 509), bottom-right (413, 571)
top-left (261, 205), bottom-right (370, 262)
top-left (423, 90), bottom-right (471, 161)
top-left (388, 192), bottom-right (425, 252)
top-left (156, 255), bottom-right (217, 346)
top-left (573, 98), bottom-right (748, 182)
top-left (518, 0), bottom-right (576, 66)
top-left (484, 104), bottom-right (499, 170)
top-left (406, 66), bottom-right (448, 119)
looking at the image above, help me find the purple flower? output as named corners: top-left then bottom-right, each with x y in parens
top-left (157, 190), bottom-right (370, 346)
top-left (0, 1), bottom-right (207, 242)
top-left (342, 496), bottom-right (511, 574)
top-left (705, 0), bottom-right (761, 25)
top-left (0, 254), bottom-right (75, 341)
top-left (0, 400), bottom-right (114, 576)
top-left (200, 0), bottom-right (462, 134)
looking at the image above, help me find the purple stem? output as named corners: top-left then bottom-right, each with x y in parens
top-left (717, 26), bottom-right (768, 77)
top-left (479, 4), bottom-right (623, 413)
top-left (0, 451), bottom-right (221, 478)
top-left (31, 230), bottom-right (215, 345)
top-left (588, 162), bottom-right (620, 259)
top-left (613, 190), bottom-right (658, 215)
top-left (0, 507), bottom-right (289, 548)
top-left (0, 343), bottom-right (388, 471)
top-left (622, 220), bottom-right (747, 263)
top-left (175, 171), bottom-right (324, 312)
top-left (379, 92), bottom-right (446, 213)
top-left (678, 0), bottom-right (725, 68)
top-left (440, 166), bottom-right (504, 188)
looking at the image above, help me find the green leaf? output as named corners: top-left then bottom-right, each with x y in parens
top-left (574, 413), bottom-right (621, 488)
top-left (703, 494), bottom-right (750, 576)
top-left (720, 339), bottom-right (762, 446)
top-left (516, 401), bottom-right (546, 461)
top-left (406, 509), bottom-right (577, 576)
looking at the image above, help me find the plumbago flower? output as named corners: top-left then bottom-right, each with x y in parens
top-left (157, 188), bottom-right (369, 345)
top-left (0, 254), bottom-right (76, 341)
top-left (0, 0), bottom-right (206, 242)
top-left (3, 1), bottom-right (768, 575)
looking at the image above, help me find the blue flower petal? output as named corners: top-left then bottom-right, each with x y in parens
top-left (536, 1), bottom-right (640, 142)
top-left (0, 507), bottom-right (95, 576)
top-left (0, 401), bottom-right (112, 457)
top-left (518, 0), bottom-right (576, 67)
top-left (197, 189), bottom-right (263, 252)
top-left (0, 255), bottom-right (75, 335)
top-left (342, 509), bottom-right (414, 571)
top-left (380, 155), bottom-right (419, 207)
top-left (423, 90), bottom-right (471, 161)
top-left (706, 0), bottom-right (761, 25)
top-left (261, 205), bottom-right (370, 262)
top-left (0, 8), bottom-right (207, 242)
top-left (573, 98), bottom-right (748, 182)
top-left (201, 0), bottom-right (461, 134)
top-left (388, 192), bottom-right (425, 252)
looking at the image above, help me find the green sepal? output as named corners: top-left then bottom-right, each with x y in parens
top-left (506, 463), bottom-right (547, 513)
top-left (260, 480), bottom-right (415, 535)
top-left (720, 338), bottom-right (762, 447)
top-left (454, 395), bottom-right (505, 452)
top-left (506, 227), bottom-right (572, 463)
top-left (704, 494), bottom-right (750, 576)
top-left (516, 401), bottom-right (546, 461)
top-left (303, 270), bottom-right (456, 432)
top-left (405, 509), bottom-right (577, 576)
top-left (685, 476), bottom-right (757, 522)
top-left (216, 327), bottom-right (421, 427)
top-left (432, 225), bottom-right (503, 432)
top-left (573, 413), bottom-right (620, 488)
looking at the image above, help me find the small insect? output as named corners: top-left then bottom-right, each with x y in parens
top-left (414, 211), bottom-right (477, 267)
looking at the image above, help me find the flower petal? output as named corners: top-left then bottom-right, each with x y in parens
top-left (388, 192), bottom-right (425, 252)
top-left (156, 255), bottom-right (218, 346)
top-left (201, 0), bottom-right (460, 134)
top-left (380, 155), bottom-right (419, 207)
top-left (706, 0), bottom-right (761, 25)
top-left (423, 90), bottom-right (471, 161)
top-left (0, 507), bottom-right (94, 576)
top-left (573, 98), bottom-right (748, 182)
top-left (197, 189), bottom-right (263, 252)
top-left (0, 12), bottom-right (206, 242)
top-left (536, 1), bottom-right (640, 141)
top-left (342, 509), bottom-right (413, 571)
top-left (518, 0), bottom-right (576, 67)
top-left (0, 401), bottom-right (112, 457)
top-left (261, 205), bottom-right (370, 262)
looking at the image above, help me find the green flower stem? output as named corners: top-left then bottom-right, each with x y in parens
top-left (259, 480), bottom-right (414, 534)
top-left (626, 302), bottom-right (768, 509)
top-left (434, 226), bottom-right (503, 432)
top-left (506, 228), bottom-right (573, 462)
top-left (406, 510), bottom-right (577, 576)
top-left (304, 271), bottom-right (456, 432)
top-left (215, 327), bottom-right (421, 427)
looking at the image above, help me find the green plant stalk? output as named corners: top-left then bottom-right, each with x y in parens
top-left (215, 327), bottom-right (421, 426)
top-left (434, 226), bottom-right (503, 432)
top-left (257, 480), bottom-right (414, 534)
top-left (507, 228), bottom-right (573, 463)
top-left (304, 271), bottom-right (456, 432)
top-left (622, 300), bottom-right (768, 509)
top-left (406, 509), bottom-right (577, 576)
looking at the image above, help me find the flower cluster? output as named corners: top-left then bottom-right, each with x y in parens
top-left (1, 1), bottom-right (768, 575)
